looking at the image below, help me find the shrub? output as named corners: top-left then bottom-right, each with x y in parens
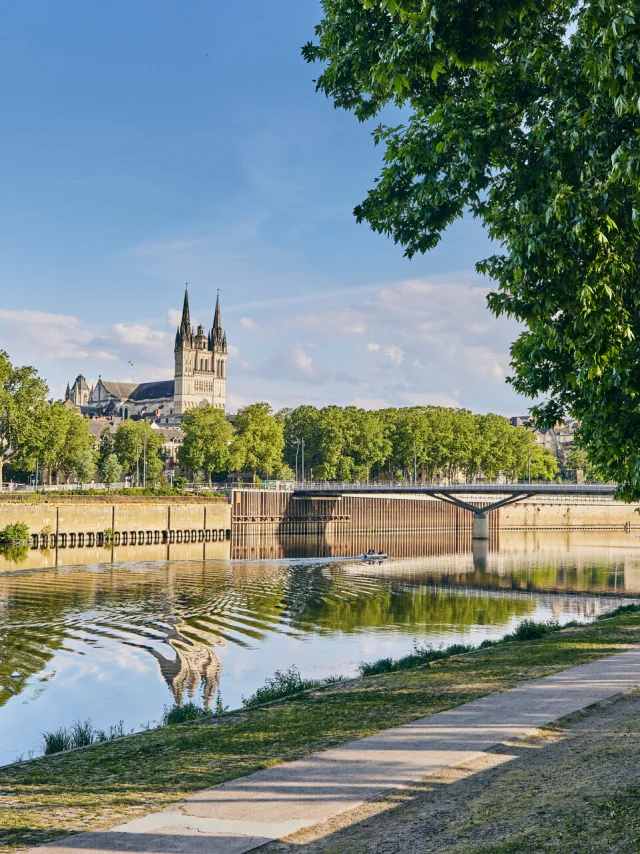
top-left (0, 522), bottom-right (30, 543)
top-left (511, 619), bottom-right (559, 641)
top-left (161, 702), bottom-right (212, 726)
top-left (241, 666), bottom-right (341, 708)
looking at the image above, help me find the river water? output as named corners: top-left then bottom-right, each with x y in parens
top-left (1, 530), bottom-right (639, 766)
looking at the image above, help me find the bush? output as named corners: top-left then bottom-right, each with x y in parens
top-left (161, 702), bottom-right (212, 725)
top-left (0, 521), bottom-right (30, 543)
top-left (511, 619), bottom-right (559, 641)
top-left (241, 666), bottom-right (341, 708)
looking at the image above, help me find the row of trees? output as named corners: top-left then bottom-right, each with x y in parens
top-left (280, 406), bottom-right (559, 483)
top-left (1, 349), bottom-right (560, 487)
top-left (177, 403), bottom-right (559, 483)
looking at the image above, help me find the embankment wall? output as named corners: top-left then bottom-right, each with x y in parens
top-left (0, 499), bottom-right (231, 538)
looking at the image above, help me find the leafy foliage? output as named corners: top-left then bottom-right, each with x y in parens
top-left (0, 522), bottom-right (30, 543)
top-left (178, 406), bottom-right (236, 483)
top-left (241, 666), bottom-right (341, 707)
top-left (161, 702), bottom-right (212, 726)
top-left (113, 420), bottom-right (164, 483)
top-left (233, 402), bottom-right (285, 477)
top-left (281, 404), bottom-right (558, 481)
top-left (101, 453), bottom-right (122, 485)
top-left (0, 350), bottom-right (48, 484)
top-left (305, 0), bottom-right (640, 497)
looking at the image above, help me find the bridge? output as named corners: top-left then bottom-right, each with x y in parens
top-left (291, 482), bottom-right (617, 540)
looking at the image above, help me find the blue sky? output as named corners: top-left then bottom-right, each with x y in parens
top-left (0, 1), bottom-right (526, 415)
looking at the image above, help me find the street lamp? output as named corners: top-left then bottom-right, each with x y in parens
top-left (294, 438), bottom-right (305, 484)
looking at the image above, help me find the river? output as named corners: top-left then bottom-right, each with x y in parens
top-left (1, 529), bottom-right (639, 766)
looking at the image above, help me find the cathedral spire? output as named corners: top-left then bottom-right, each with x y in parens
top-left (213, 291), bottom-right (222, 331)
top-left (211, 291), bottom-right (225, 351)
top-left (181, 286), bottom-right (191, 330)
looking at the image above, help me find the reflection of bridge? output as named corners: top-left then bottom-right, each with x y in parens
top-left (292, 483), bottom-right (617, 540)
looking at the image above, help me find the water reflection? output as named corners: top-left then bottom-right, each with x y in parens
top-left (1, 530), bottom-right (640, 765)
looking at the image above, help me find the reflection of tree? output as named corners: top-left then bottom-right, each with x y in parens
top-left (285, 570), bottom-right (534, 633)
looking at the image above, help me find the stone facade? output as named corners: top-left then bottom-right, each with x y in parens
top-left (65, 289), bottom-right (227, 419)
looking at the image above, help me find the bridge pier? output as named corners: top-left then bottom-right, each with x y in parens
top-left (472, 512), bottom-right (489, 540)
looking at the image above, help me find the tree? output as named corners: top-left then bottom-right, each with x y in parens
top-left (233, 403), bottom-right (284, 477)
top-left (178, 406), bottom-right (236, 484)
top-left (97, 428), bottom-right (116, 481)
top-left (101, 453), bottom-right (122, 486)
top-left (0, 351), bottom-right (48, 485)
top-left (305, 1), bottom-right (640, 498)
top-left (524, 445), bottom-right (560, 482)
top-left (113, 420), bottom-right (164, 484)
top-left (55, 411), bottom-right (96, 483)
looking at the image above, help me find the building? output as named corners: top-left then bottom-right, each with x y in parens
top-left (510, 415), bottom-right (580, 465)
top-left (65, 288), bottom-right (228, 420)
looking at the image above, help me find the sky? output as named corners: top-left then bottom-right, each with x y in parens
top-left (0, 1), bottom-right (527, 416)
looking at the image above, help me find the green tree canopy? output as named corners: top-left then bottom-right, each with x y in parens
top-left (233, 403), bottom-right (285, 477)
top-left (0, 351), bottom-right (48, 485)
top-left (97, 427), bottom-right (116, 481)
top-left (55, 411), bottom-right (96, 483)
top-left (304, 0), bottom-right (638, 495)
top-left (101, 453), bottom-right (122, 486)
top-left (178, 406), bottom-right (236, 484)
top-left (113, 420), bottom-right (164, 484)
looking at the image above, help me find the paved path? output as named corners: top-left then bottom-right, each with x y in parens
top-left (43, 646), bottom-right (640, 854)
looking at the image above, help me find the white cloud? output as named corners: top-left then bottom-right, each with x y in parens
top-left (366, 343), bottom-right (380, 352)
top-left (167, 308), bottom-right (182, 326)
top-left (384, 346), bottom-right (404, 366)
top-left (113, 323), bottom-right (167, 349)
top-left (293, 308), bottom-right (366, 336)
top-left (240, 316), bottom-right (258, 330)
top-left (0, 309), bottom-right (117, 363)
top-left (402, 392), bottom-right (462, 408)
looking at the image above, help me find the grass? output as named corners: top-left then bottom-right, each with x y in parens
top-left (3, 608), bottom-right (640, 851)
top-left (359, 619), bottom-right (562, 677)
top-left (42, 720), bottom-right (129, 755)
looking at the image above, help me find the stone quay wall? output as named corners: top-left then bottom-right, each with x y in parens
top-left (0, 497), bottom-right (231, 547)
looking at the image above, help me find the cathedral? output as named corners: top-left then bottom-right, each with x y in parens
top-left (65, 289), bottom-right (228, 420)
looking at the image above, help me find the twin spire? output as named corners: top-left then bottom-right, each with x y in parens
top-left (175, 286), bottom-right (227, 353)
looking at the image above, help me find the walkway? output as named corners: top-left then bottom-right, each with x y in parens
top-left (43, 646), bottom-right (640, 854)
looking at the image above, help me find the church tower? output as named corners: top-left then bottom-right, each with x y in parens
top-left (174, 288), bottom-right (227, 416)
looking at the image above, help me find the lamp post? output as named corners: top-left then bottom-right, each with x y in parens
top-left (143, 427), bottom-right (147, 488)
top-left (294, 438), bottom-right (305, 484)
top-left (413, 442), bottom-right (417, 486)
top-left (528, 448), bottom-right (531, 484)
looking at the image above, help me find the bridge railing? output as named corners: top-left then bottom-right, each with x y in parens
top-left (230, 480), bottom-right (617, 494)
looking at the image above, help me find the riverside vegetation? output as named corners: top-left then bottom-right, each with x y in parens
top-left (2, 347), bottom-right (566, 488)
top-left (3, 607), bottom-right (640, 852)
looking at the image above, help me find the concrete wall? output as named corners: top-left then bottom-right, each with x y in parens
top-left (0, 500), bottom-right (231, 537)
top-left (499, 498), bottom-right (640, 529)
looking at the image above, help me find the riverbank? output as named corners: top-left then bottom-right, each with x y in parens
top-left (3, 610), bottom-right (640, 852)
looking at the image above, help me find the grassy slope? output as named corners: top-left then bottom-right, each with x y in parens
top-left (2, 615), bottom-right (640, 851)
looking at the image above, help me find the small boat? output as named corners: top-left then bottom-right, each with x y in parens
top-left (360, 550), bottom-right (388, 561)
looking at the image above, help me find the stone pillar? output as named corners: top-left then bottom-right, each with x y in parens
top-left (472, 511), bottom-right (489, 540)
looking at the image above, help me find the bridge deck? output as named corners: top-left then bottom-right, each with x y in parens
top-left (292, 483), bottom-right (616, 497)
